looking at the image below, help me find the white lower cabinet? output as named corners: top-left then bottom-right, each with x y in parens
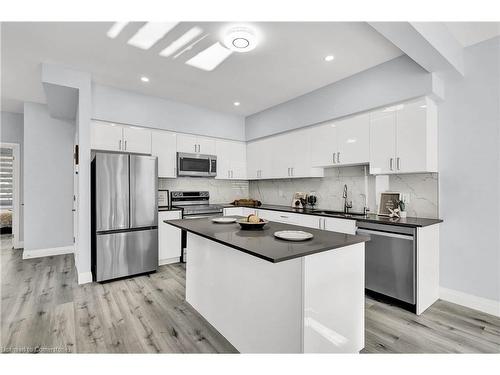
top-left (224, 207), bottom-right (356, 235)
top-left (158, 211), bottom-right (182, 265)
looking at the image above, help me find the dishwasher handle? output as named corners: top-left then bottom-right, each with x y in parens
top-left (357, 228), bottom-right (414, 241)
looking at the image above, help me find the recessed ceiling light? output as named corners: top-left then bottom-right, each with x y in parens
top-left (324, 55), bottom-right (335, 62)
top-left (159, 27), bottom-right (203, 57)
top-left (128, 22), bottom-right (179, 50)
top-left (223, 26), bottom-right (258, 53)
top-left (141, 76), bottom-right (150, 82)
top-left (185, 42), bottom-right (232, 71)
top-left (233, 102), bottom-right (240, 106)
top-left (107, 22), bottom-right (129, 38)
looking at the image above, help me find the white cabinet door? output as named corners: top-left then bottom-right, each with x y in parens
top-left (271, 132), bottom-right (293, 179)
top-left (246, 141), bottom-right (260, 179)
top-left (197, 136), bottom-right (216, 155)
top-left (215, 139), bottom-right (232, 179)
top-left (396, 99), bottom-right (428, 173)
top-left (90, 121), bottom-right (123, 151)
top-left (323, 217), bottom-right (357, 235)
top-left (158, 211), bottom-right (182, 264)
top-left (123, 126), bottom-right (152, 154)
top-left (177, 134), bottom-right (198, 153)
top-left (215, 140), bottom-right (247, 180)
top-left (151, 130), bottom-right (177, 178)
top-left (289, 128), bottom-right (313, 178)
top-left (231, 141), bottom-right (247, 180)
top-left (369, 110), bottom-right (396, 174)
top-left (336, 113), bottom-right (370, 166)
top-left (223, 207), bottom-right (244, 216)
top-left (310, 120), bottom-right (337, 167)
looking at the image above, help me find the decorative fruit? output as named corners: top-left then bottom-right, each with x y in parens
top-left (247, 214), bottom-right (260, 223)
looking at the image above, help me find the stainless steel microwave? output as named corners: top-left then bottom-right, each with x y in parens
top-left (177, 152), bottom-right (217, 177)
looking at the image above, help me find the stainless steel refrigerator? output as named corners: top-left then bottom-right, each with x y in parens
top-left (91, 152), bottom-right (158, 282)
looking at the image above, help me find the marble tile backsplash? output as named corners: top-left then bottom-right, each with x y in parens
top-left (249, 167), bottom-right (439, 219)
top-left (159, 177), bottom-right (249, 204)
top-left (159, 168), bottom-right (439, 218)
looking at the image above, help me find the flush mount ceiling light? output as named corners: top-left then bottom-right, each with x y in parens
top-left (233, 101), bottom-right (240, 106)
top-left (141, 76), bottom-right (150, 82)
top-left (222, 26), bottom-right (258, 53)
top-left (128, 22), bottom-right (179, 50)
top-left (107, 22), bottom-right (129, 38)
top-left (185, 42), bottom-right (232, 71)
top-left (324, 55), bottom-right (335, 62)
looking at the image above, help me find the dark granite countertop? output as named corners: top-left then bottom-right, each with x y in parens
top-left (165, 217), bottom-right (369, 263)
top-left (223, 204), bottom-right (442, 228)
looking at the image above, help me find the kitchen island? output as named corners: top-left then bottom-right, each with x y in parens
top-left (166, 217), bottom-right (369, 353)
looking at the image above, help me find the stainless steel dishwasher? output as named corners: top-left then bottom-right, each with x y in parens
top-left (357, 221), bottom-right (416, 309)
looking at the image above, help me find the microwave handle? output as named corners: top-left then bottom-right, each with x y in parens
top-left (210, 157), bottom-right (216, 174)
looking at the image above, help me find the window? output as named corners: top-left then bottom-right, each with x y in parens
top-left (0, 147), bottom-right (14, 208)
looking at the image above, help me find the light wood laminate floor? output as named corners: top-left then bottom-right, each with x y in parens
top-left (1, 236), bottom-right (499, 353)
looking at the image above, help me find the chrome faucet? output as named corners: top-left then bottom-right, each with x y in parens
top-left (343, 184), bottom-right (353, 213)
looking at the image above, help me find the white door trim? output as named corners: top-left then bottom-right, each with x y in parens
top-left (0, 142), bottom-right (21, 249)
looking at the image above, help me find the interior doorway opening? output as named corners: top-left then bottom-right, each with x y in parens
top-left (0, 143), bottom-right (21, 249)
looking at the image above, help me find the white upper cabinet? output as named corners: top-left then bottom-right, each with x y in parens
top-left (369, 97), bottom-right (437, 174)
top-left (215, 139), bottom-right (247, 180)
top-left (90, 121), bottom-right (151, 154)
top-left (177, 133), bottom-right (216, 155)
top-left (122, 126), bottom-right (152, 154)
top-left (247, 129), bottom-right (323, 180)
top-left (310, 114), bottom-right (370, 167)
top-left (369, 110), bottom-right (397, 174)
top-left (336, 113), bottom-right (370, 166)
top-left (151, 130), bottom-right (177, 178)
top-left (91, 121), bottom-right (123, 151)
top-left (310, 121), bottom-right (337, 167)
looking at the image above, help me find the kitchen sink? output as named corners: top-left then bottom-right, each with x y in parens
top-left (312, 209), bottom-right (366, 218)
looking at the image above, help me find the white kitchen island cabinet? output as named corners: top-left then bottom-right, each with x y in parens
top-left (166, 217), bottom-right (368, 353)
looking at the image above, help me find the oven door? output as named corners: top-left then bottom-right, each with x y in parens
top-left (177, 152), bottom-right (214, 177)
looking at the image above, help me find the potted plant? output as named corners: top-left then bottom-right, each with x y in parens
top-left (397, 199), bottom-right (407, 218)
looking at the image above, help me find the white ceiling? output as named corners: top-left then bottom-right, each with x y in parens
top-left (1, 22), bottom-right (403, 116)
top-left (445, 22), bottom-right (500, 47)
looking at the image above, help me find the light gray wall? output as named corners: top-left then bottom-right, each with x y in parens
top-left (23, 103), bottom-right (75, 251)
top-left (92, 84), bottom-right (246, 141)
top-left (245, 55), bottom-right (434, 140)
top-left (1, 111), bottom-right (24, 240)
top-left (438, 37), bottom-right (500, 302)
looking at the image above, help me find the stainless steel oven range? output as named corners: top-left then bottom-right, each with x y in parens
top-left (170, 191), bottom-right (223, 262)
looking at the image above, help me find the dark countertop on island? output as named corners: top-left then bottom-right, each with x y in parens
top-left (165, 217), bottom-right (369, 263)
top-left (223, 204), bottom-right (443, 228)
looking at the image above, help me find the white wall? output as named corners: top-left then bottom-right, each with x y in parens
top-left (92, 84), bottom-right (246, 141)
top-left (245, 55), bottom-right (434, 140)
top-left (0, 111), bottom-right (24, 240)
top-left (438, 37), bottom-right (500, 303)
top-left (23, 103), bottom-right (75, 251)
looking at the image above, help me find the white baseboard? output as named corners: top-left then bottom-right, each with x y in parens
top-left (440, 287), bottom-right (500, 317)
top-left (78, 271), bottom-right (93, 285)
top-left (22, 245), bottom-right (74, 259)
top-left (159, 257), bottom-right (181, 266)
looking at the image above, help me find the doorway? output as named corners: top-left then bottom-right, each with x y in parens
top-left (0, 143), bottom-right (21, 249)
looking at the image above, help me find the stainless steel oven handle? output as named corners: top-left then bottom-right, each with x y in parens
top-left (357, 228), bottom-right (413, 240)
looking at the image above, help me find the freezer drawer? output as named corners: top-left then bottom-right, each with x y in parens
top-left (95, 229), bottom-right (158, 281)
top-left (358, 227), bottom-right (415, 304)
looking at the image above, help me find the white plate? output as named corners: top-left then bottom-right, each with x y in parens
top-left (212, 217), bottom-right (237, 224)
top-left (274, 230), bottom-right (313, 241)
